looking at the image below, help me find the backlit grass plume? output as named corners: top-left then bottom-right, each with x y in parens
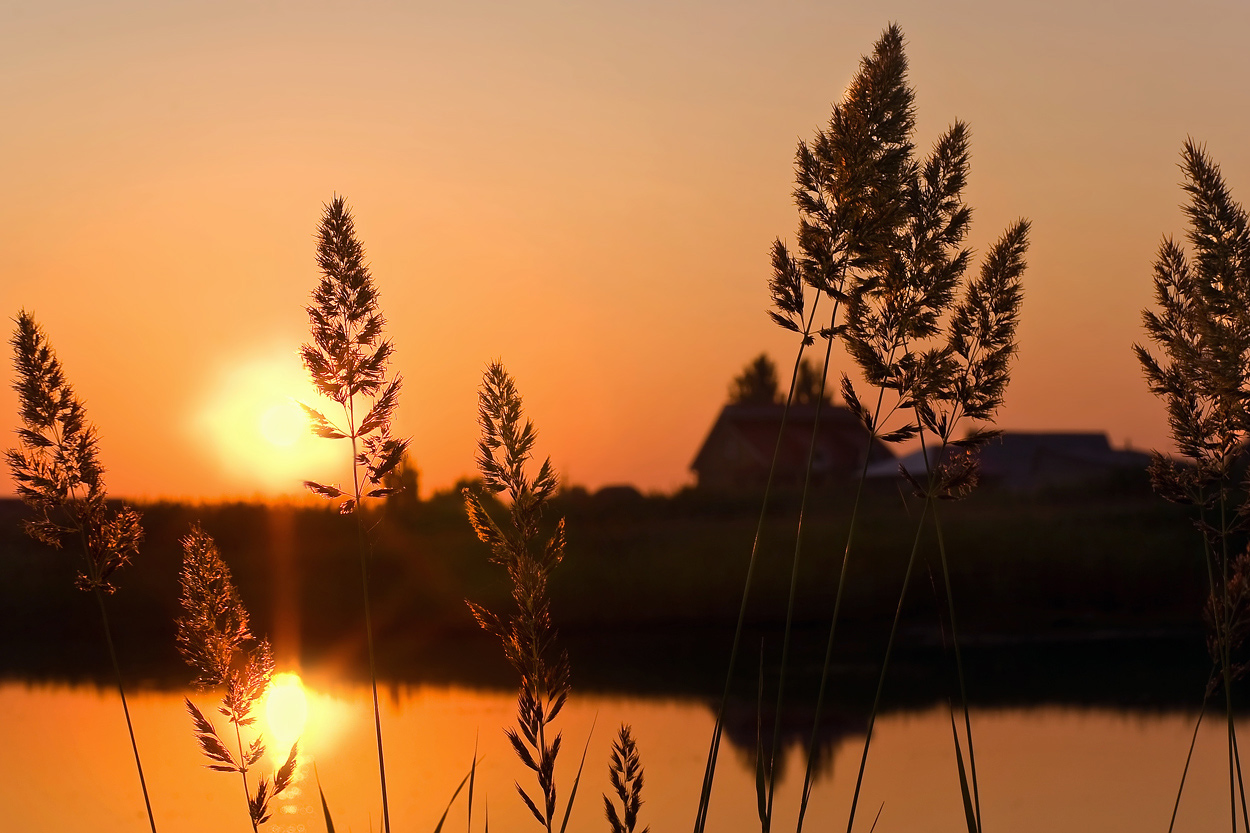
top-left (718, 25), bottom-right (1030, 833)
top-left (464, 361), bottom-right (580, 833)
top-left (7, 311), bottom-right (144, 592)
top-left (839, 133), bottom-right (1029, 833)
top-left (1136, 140), bottom-right (1250, 832)
top-left (177, 524), bottom-right (298, 832)
top-left (300, 195), bottom-right (409, 833)
top-left (300, 195), bottom-right (409, 515)
top-left (5, 310), bottom-right (157, 832)
top-left (604, 725), bottom-right (649, 833)
top-left (695, 27), bottom-right (919, 833)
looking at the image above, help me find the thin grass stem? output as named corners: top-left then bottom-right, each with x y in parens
top-left (232, 718), bottom-right (258, 833)
top-left (764, 305), bottom-right (839, 831)
top-left (353, 453), bottom-right (392, 833)
top-left (797, 354), bottom-right (897, 833)
top-left (929, 497), bottom-right (981, 831)
top-left (692, 295), bottom-right (822, 833)
top-left (92, 587), bottom-right (158, 833)
top-left (1171, 686), bottom-right (1211, 833)
top-left (845, 497), bottom-right (932, 833)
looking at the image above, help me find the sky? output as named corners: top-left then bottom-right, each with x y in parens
top-left (2, 0), bottom-right (1248, 501)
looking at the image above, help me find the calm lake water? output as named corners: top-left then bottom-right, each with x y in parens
top-left (1, 678), bottom-right (1242, 832)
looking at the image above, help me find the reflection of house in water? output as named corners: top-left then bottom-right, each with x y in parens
top-left (867, 432), bottom-right (1152, 492)
top-left (691, 404), bottom-right (894, 492)
top-left (717, 695), bottom-right (858, 783)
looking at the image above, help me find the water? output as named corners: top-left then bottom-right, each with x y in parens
top-left (1, 679), bottom-right (1241, 832)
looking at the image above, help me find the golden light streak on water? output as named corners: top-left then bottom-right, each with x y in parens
top-left (265, 672), bottom-right (308, 761)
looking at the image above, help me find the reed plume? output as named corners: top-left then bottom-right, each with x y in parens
top-left (722, 23), bottom-right (1029, 833)
top-left (464, 361), bottom-right (577, 832)
top-left (300, 195), bottom-right (409, 833)
top-left (839, 120), bottom-right (1029, 833)
top-left (694, 27), bottom-right (917, 833)
top-left (5, 310), bottom-right (157, 832)
top-left (177, 524), bottom-right (298, 832)
top-left (604, 725), bottom-right (649, 833)
top-left (1137, 139), bottom-right (1250, 832)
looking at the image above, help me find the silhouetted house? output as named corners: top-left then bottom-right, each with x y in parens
top-left (690, 404), bottom-right (894, 491)
top-left (865, 431), bottom-right (1152, 493)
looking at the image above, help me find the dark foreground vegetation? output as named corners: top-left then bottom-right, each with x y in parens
top-left (0, 478), bottom-right (1219, 707)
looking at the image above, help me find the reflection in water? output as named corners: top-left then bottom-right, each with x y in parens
top-left (0, 680), bottom-right (1243, 832)
top-left (264, 673), bottom-right (309, 764)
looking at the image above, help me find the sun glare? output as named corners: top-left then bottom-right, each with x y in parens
top-left (195, 349), bottom-right (343, 496)
top-left (260, 402), bottom-right (305, 448)
top-left (265, 672), bottom-right (308, 758)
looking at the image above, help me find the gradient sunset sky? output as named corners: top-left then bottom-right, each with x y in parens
top-left (3, 0), bottom-right (1248, 501)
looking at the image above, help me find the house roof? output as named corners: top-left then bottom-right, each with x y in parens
top-left (864, 431), bottom-right (1151, 490)
top-left (690, 403), bottom-right (893, 475)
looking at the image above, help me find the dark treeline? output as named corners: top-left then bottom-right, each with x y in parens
top-left (0, 479), bottom-right (1221, 705)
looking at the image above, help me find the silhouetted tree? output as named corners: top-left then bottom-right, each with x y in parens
top-left (793, 358), bottom-right (832, 407)
top-left (728, 354), bottom-right (781, 405)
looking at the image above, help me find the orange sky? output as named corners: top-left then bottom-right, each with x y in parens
top-left (3, 1), bottom-right (1248, 501)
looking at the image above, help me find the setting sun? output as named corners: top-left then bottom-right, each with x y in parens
top-left (260, 401), bottom-right (305, 448)
top-left (193, 348), bottom-right (343, 496)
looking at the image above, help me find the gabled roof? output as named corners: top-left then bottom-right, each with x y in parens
top-left (691, 403), bottom-right (893, 476)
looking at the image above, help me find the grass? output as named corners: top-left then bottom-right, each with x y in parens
top-left (176, 523), bottom-right (298, 831)
top-left (6, 311), bottom-right (157, 832)
top-left (1138, 139), bottom-right (1250, 832)
top-left (4, 24), bottom-right (1247, 833)
top-left (300, 195), bottom-right (411, 833)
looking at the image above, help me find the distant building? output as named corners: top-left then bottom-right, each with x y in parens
top-left (690, 403), bottom-right (894, 491)
top-left (865, 431), bottom-right (1152, 493)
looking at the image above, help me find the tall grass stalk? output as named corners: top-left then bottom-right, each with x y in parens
top-left (464, 361), bottom-right (579, 833)
top-left (845, 219), bottom-right (1028, 833)
top-left (5, 311), bottom-right (157, 833)
top-left (300, 196), bottom-right (410, 833)
top-left (176, 524), bottom-right (298, 831)
top-left (1137, 140), bottom-right (1250, 831)
top-left (697, 25), bottom-right (919, 832)
top-left (746, 23), bottom-right (1029, 833)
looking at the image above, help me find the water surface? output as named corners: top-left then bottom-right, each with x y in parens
top-left (1, 680), bottom-right (1240, 832)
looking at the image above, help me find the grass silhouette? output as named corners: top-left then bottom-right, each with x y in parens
top-left (177, 523), bottom-right (298, 831)
top-left (300, 195), bottom-right (410, 833)
top-left (6, 310), bottom-right (157, 833)
top-left (1138, 139), bottom-right (1250, 833)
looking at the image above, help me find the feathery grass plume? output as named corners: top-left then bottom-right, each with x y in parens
top-left (755, 28), bottom-right (1028, 832)
top-left (604, 725), bottom-right (649, 833)
top-left (300, 195), bottom-right (410, 833)
top-left (840, 139), bottom-right (1029, 833)
top-left (464, 361), bottom-right (573, 833)
top-left (1136, 140), bottom-right (1250, 833)
top-left (694, 26), bottom-right (917, 833)
top-left (177, 524), bottom-right (298, 832)
top-left (5, 310), bottom-right (157, 832)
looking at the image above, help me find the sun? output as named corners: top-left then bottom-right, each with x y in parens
top-left (260, 401), bottom-right (306, 448)
top-left (194, 347), bottom-right (343, 496)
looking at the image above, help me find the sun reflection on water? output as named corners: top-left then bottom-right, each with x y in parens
top-left (265, 672), bottom-right (308, 760)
